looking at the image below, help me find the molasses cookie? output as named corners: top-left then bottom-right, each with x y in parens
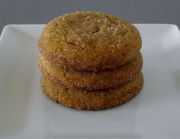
top-left (41, 72), bottom-right (143, 110)
top-left (39, 53), bottom-right (143, 90)
top-left (39, 11), bottom-right (142, 71)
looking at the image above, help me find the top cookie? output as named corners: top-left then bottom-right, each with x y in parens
top-left (39, 11), bottom-right (142, 71)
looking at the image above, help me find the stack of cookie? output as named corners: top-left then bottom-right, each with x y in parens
top-left (38, 11), bottom-right (143, 110)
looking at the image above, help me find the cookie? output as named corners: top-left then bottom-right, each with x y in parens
top-left (39, 11), bottom-right (142, 71)
top-left (39, 53), bottom-right (143, 90)
top-left (41, 72), bottom-right (144, 110)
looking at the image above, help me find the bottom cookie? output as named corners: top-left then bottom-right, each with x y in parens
top-left (41, 72), bottom-right (144, 110)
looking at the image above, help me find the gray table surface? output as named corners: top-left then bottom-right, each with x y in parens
top-left (0, 0), bottom-right (180, 32)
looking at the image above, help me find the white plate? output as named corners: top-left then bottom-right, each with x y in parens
top-left (0, 24), bottom-right (180, 139)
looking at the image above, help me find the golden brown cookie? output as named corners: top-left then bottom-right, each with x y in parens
top-left (39, 11), bottom-right (142, 71)
top-left (39, 53), bottom-right (143, 90)
top-left (41, 72), bottom-right (144, 110)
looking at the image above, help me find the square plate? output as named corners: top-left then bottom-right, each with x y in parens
top-left (0, 24), bottom-right (180, 139)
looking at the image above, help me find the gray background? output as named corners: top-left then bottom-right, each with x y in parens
top-left (0, 0), bottom-right (180, 32)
